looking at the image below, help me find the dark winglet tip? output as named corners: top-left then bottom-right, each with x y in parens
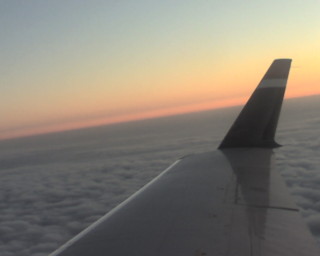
top-left (275, 58), bottom-right (292, 61)
top-left (262, 59), bottom-right (292, 80)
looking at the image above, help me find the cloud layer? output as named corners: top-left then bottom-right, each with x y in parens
top-left (0, 95), bottom-right (320, 255)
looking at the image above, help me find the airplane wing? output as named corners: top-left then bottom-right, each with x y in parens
top-left (50, 59), bottom-right (320, 256)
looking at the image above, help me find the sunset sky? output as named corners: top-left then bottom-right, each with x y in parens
top-left (1, 0), bottom-right (320, 140)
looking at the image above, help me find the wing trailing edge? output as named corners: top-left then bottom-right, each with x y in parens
top-left (219, 59), bottom-right (292, 149)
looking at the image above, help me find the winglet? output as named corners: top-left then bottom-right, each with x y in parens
top-left (219, 59), bottom-right (292, 149)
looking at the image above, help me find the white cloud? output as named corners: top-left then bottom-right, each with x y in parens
top-left (1, 96), bottom-right (320, 255)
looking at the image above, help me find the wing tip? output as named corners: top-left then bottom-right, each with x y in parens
top-left (218, 58), bottom-right (291, 149)
top-left (262, 58), bottom-right (292, 80)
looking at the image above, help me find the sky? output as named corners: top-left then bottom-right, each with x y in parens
top-left (1, 0), bottom-right (320, 139)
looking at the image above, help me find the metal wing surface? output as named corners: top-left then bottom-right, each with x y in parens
top-left (50, 59), bottom-right (320, 256)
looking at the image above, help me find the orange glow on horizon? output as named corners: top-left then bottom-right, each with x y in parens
top-left (1, 91), bottom-right (319, 141)
top-left (0, 96), bottom-right (247, 141)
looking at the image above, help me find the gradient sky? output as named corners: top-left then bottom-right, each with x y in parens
top-left (1, 0), bottom-right (320, 139)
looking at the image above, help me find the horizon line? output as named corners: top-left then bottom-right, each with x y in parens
top-left (1, 93), bottom-right (319, 142)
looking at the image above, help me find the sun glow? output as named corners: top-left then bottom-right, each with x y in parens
top-left (1, 1), bottom-right (319, 140)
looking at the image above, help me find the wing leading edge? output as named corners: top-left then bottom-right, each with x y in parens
top-left (50, 59), bottom-right (320, 256)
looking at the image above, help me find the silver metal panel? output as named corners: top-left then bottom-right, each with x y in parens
top-left (51, 149), bottom-right (320, 256)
